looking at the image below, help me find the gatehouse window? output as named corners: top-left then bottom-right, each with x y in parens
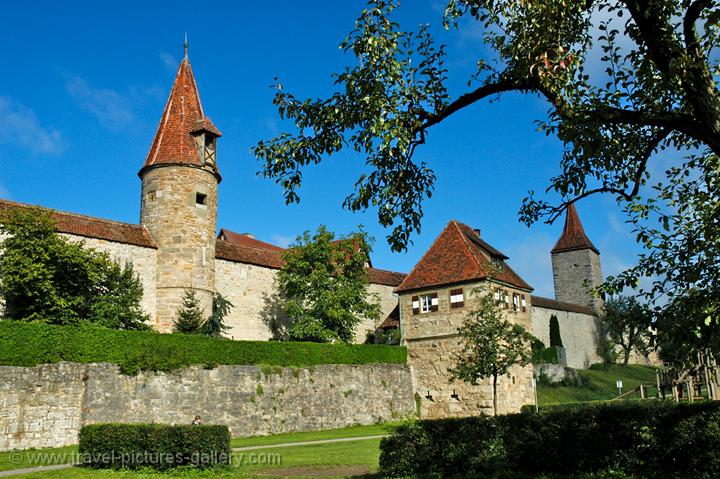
top-left (196, 192), bottom-right (207, 207)
top-left (412, 293), bottom-right (439, 315)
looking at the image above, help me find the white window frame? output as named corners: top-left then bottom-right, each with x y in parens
top-left (420, 294), bottom-right (433, 313)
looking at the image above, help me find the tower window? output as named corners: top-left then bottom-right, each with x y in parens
top-left (196, 192), bottom-right (207, 206)
top-left (147, 190), bottom-right (156, 202)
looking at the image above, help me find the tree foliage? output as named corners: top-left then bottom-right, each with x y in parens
top-left (201, 293), bottom-right (234, 338)
top-left (277, 225), bottom-right (381, 343)
top-left (549, 314), bottom-right (564, 348)
top-left (173, 289), bottom-right (206, 334)
top-left (603, 295), bottom-right (653, 365)
top-left (449, 290), bottom-right (534, 415)
top-left (255, 0), bottom-right (720, 357)
top-left (0, 207), bottom-right (149, 329)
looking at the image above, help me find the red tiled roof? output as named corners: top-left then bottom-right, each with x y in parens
top-left (368, 267), bottom-right (406, 287)
top-left (215, 238), bottom-right (285, 269)
top-left (140, 56), bottom-right (221, 178)
top-left (395, 220), bottom-right (532, 294)
top-left (0, 199), bottom-right (157, 249)
top-left (551, 203), bottom-right (599, 254)
top-left (218, 228), bottom-right (284, 251)
top-left (378, 304), bottom-right (400, 329)
top-left (215, 238), bottom-right (405, 286)
top-left (530, 295), bottom-right (594, 315)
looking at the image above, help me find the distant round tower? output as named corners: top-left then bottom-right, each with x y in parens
top-left (550, 204), bottom-right (603, 315)
top-left (139, 46), bottom-right (222, 331)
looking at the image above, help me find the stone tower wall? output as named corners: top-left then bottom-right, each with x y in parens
top-left (551, 249), bottom-right (603, 315)
top-left (140, 165), bottom-right (218, 331)
top-left (400, 282), bottom-right (535, 418)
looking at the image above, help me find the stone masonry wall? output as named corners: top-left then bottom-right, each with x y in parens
top-left (551, 249), bottom-right (603, 315)
top-left (140, 165), bottom-right (218, 331)
top-left (401, 282), bottom-right (535, 418)
top-left (0, 362), bottom-right (415, 452)
top-left (531, 306), bottom-right (603, 369)
top-left (216, 258), bottom-right (399, 343)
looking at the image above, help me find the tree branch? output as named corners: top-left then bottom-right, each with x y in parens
top-left (684, 0), bottom-right (712, 53)
top-left (419, 77), bottom-right (537, 131)
top-left (546, 127), bottom-right (671, 223)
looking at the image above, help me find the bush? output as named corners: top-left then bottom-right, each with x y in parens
top-left (0, 321), bottom-right (407, 374)
top-left (79, 423), bottom-right (230, 470)
top-left (0, 207), bottom-right (149, 329)
top-left (380, 401), bottom-right (720, 478)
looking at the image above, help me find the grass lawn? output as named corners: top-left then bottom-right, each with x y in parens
top-left (2, 424), bottom-right (390, 478)
top-left (10, 438), bottom-right (382, 478)
top-left (231, 423), bottom-right (392, 448)
top-left (0, 446), bottom-right (78, 472)
top-left (538, 364), bottom-right (659, 406)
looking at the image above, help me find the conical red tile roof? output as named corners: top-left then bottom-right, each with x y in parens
top-left (551, 204), bottom-right (599, 254)
top-left (394, 220), bottom-right (532, 293)
top-left (140, 56), bottom-right (221, 177)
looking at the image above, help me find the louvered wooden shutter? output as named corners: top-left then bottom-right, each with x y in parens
top-left (412, 295), bottom-right (420, 315)
top-left (521, 294), bottom-right (527, 312)
top-left (431, 292), bottom-right (439, 312)
top-left (450, 288), bottom-right (464, 308)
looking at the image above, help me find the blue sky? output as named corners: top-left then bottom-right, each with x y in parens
top-left (0, 0), bottom-right (654, 298)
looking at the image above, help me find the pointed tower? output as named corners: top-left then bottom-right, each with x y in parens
top-left (551, 204), bottom-right (603, 315)
top-left (139, 45), bottom-right (221, 331)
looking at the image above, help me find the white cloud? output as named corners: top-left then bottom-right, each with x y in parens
top-left (504, 233), bottom-right (556, 298)
top-left (159, 52), bottom-right (178, 72)
top-left (271, 234), bottom-right (294, 249)
top-left (66, 76), bottom-right (135, 130)
top-left (0, 97), bottom-right (65, 155)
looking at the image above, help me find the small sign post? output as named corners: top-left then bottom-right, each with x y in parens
top-left (616, 379), bottom-right (623, 396)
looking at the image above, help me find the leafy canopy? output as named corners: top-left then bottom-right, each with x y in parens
top-left (449, 289), bottom-right (534, 415)
top-left (255, 0), bottom-right (720, 357)
top-left (603, 295), bottom-right (653, 365)
top-left (277, 225), bottom-right (381, 343)
top-left (0, 207), bottom-right (149, 329)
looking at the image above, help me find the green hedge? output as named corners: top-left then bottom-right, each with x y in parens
top-left (79, 423), bottom-right (230, 470)
top-left (380, 401), bottom-right (720, 478)
top-left (0, 321), bottom-right (407, 374)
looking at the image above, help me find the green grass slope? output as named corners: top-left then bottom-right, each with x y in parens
top-left (538, 364), bottom-right (659, 405)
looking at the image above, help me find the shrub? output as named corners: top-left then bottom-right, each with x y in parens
top-left (0, 207), bottom-right (149, 329)
top-left (380, 401), bottom-right (720, 478)
top-left (0, 321), bottom-right (407, 374)
top-left (79, 423), bottom-right (230, 470)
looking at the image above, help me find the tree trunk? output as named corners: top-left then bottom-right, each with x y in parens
top-left (492, 373), bottom-right (498, 416)
top-left (623, 348), bottom-right (631, 366)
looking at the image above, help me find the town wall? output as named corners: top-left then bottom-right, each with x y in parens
top-left (531, 305), bottom-right (603, 369)
top-left (0, 362), bottom-right (415, 452)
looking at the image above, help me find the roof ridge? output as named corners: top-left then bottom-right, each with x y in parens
top-left (452, 220), bottom-right (484, 270)
top-left (367, 266), bottom-right (406, 276)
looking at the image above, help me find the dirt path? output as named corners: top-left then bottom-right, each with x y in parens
top-left (232, 434), bottom-right (387, 451)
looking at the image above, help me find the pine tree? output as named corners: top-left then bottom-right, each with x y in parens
top-left (201, 293), bottom-right (233, 337)
top-left (173, 289), bottom-right (205, 334)
top-left (549, 315), bottom-right (563, 348)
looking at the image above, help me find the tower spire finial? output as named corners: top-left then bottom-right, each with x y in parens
top-left (183, 33), bottom-right (189, 59)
